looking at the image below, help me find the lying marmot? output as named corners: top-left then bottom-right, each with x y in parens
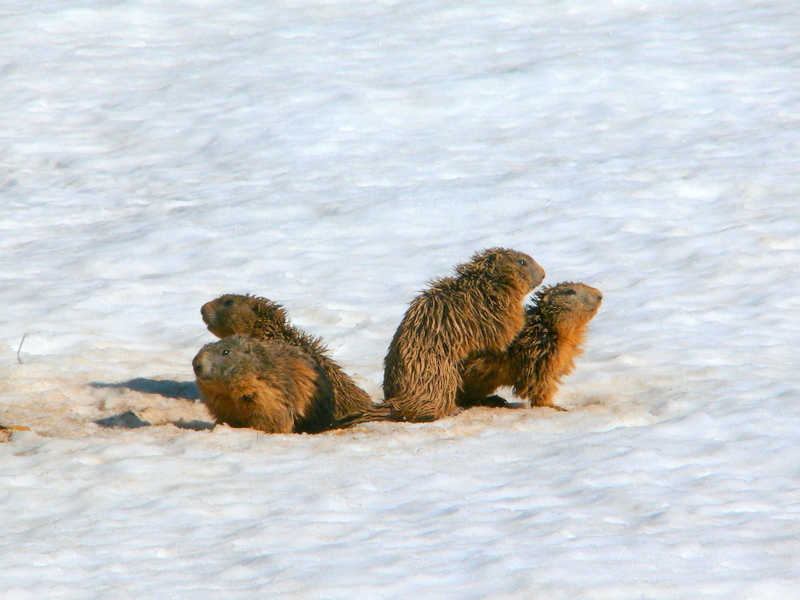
top-left (458, 281), bottom-right (602, 410)
top-left (200, 294), bottom-right (372, 420)
top-left (192, 334), bottom-right (334, 434)
top-left (338, 247), bottom-right (545, 425)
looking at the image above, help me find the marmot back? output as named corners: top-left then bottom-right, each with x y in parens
top-left (340, 247), bottom-right (545, 426)
top-left (458, 281), bottom-right (602, 410)
top-left (192, 334), bottom-right (334, 434)
top-left (201, 294), bottom-right (373, 420)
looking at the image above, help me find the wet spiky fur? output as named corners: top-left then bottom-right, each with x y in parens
top-left (192, 335), bottom-right (334, 434)
top-left (337, 248), bottom-right (545, 426)
top-left (201, 294), bottom-right (372, 420)
top-left (458, 282), bottom-right (602, 410)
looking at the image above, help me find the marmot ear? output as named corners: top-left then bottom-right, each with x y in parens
top-left (477, 251), bottom-right (500, 269)
top-left (240, 394), bottom-right (254, 403)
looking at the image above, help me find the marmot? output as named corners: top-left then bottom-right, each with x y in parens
top-left (457, 282), bottom-right (602, 410)
top-left (338, 247), bottom-right (545, 425)
top-left (192, 334), bottom-right (335, 434)
top-left (200, 294), bottom-right (372, 420)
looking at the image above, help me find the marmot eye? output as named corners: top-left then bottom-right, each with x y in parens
top-left (223, 299), bottom-right (236, 307)
top-left (221, 349), bottom-right (230, 355)
top-left (563, 289), bottom-right (577, 296)
top-left (517, 259), bottom-right (527, 266)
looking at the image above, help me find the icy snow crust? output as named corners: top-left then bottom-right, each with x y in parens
top-left (2, 0), bottom-right (800, 597)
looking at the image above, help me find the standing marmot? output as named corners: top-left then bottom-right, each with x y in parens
top-left (200, 294), bottom-right (372, 420)
top-left (457, 282), bottom-right (602, 410)
top-left (192, 334), bottom-right (335, 434)
top-left (338, 247), bottom-right (545, 425)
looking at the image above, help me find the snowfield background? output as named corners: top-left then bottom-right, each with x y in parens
top-left (2, 0), bottom-right (799, 598)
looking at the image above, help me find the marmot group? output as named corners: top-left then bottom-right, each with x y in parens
top-left (458, 282), bottom-right (602, 410)
top-left (200, 294), bottom-right (372, 420)
top-left (338, 247), bottom-right (545, 425)
top-left (192, 334), bottom-right (334, 434)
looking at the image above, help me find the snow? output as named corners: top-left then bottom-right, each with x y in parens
top-left (2, 0), bottom-right (800, 597)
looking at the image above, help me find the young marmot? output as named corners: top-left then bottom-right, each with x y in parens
top-left (457, 281), bottom-right (602, 410)
top-left (338, 247), bottom-right (545, 425)
top-left (192, 334), bottom-right (334, 434)
top-left (200, 294), bottom-right (372, 420)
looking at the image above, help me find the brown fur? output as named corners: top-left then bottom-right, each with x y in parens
top-left (200, 295), bottom-right (372, 420)
top-left (338, 248), bottom-right (545, 425)
top-left (192, 334), bottom-right (334, 434)
top-left (0, 425), bottom-right (29, 443)
top-left (458, 282), bottom-right (602, 410)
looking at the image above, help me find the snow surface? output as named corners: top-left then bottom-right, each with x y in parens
top-left (2, 0), bottom-right (800, 598)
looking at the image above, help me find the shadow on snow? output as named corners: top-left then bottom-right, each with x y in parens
top-left (89, 378), bottom-right (213, 431)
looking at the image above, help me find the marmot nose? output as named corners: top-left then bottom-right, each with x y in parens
top-left (596, 292), bottom-right (603, 301)
top-left (192, 360), bottom-right (203, 376)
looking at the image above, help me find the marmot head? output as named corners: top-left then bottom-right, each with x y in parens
top-left (462, 247), bottom-right (546, 293)
top-left (533, 282), bottom-right (603, 328)
top-left (192, 334), bottom-right (261, 380)
top-left (201, 294), bottom-right (288, 338)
